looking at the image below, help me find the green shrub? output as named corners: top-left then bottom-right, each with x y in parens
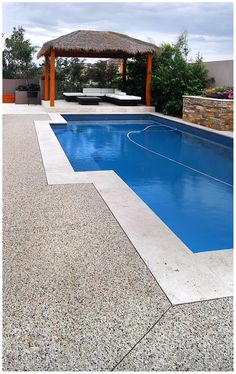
top-left (126, 33), bottom-right (208, 117)
top-left (56, 58), bottom-right (119, 98)
top-left (152, 33), bottom-right (208, 117)
top-left (125, 54), bottom-right (147, 103)
top-left (3, 26), bottom-right (41, 79)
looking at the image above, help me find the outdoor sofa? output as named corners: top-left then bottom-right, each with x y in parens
top-left (63, 88), bottom-right (141, 105)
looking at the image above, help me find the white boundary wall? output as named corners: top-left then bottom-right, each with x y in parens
top-left (204, 60), bottom-right (233, 87)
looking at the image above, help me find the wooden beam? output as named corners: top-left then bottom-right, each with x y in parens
top-left (52, 50), bottom-right (132, 59)
top-left (44, 56), bottom-right (49, 100)
top-left (146, 53), bottom-right (153, 106)
top-left (122, 58), bottom-right (127, 90)
top-left (50, 50), bottom-right (56, 107)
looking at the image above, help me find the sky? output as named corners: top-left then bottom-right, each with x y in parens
top-left (2, 1), bottom-right (234, 63)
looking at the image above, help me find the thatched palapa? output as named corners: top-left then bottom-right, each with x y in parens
top-left (37, 30), bottom-right (159, 59)
top-left (38, 30), bottom-right (159, 106)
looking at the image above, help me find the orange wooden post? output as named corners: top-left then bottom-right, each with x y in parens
top-left (50, 50), bottom-right (56, 107)
top-left (44, 55), bottom-right (49, 100)
top-left (146, 53), bottom-right (153, 106)
top-left (122, 58), bottom-right (127, 90)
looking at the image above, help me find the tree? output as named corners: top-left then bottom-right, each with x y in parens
top-left (185, 54), bottom-right (209, 95)
top-left (87, 60), bottom-right (119, 87)
top-left (56, 57), bottom-right (87, 98)
top-left (125, 33), bottom-right (208, 116)
top-left (55, 59), bottom-right (119, 97)
top-left (3, 26), bottom-right (39, 79)
top-left (152, 33), bottom-right (208, 116)
top-left (126, 54), bottom-right (147, 103)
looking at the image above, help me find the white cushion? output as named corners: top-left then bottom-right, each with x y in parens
top-left (84, 93), bottom-right (104, 97)
top-left (106, 93), bottom-right (141, 100)
top-left (105, 93), bottom-right (116, 98)
top-left (114, 90), bottom-right (126, 96)
top-left (83, 88), bottom-right (102, 94)
top-left (63, 92), bottom-right (84, 96)
top-left (101, 88), bottom-right (114, 94)
top-left (83, 88), bottom-right (117, 94)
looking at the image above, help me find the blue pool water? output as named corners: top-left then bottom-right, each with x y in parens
top-left (51, 115), bottom-right (233, 253)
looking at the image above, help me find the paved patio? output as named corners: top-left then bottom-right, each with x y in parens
top-left (3, 101), bottom-right (155, 115)
top-left (3, 113), bottom-right (233, 371)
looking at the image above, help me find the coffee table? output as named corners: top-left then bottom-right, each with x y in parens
top-left (77, 96), bottom-right (102, 105)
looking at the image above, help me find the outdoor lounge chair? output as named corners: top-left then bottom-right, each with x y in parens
top-left (105, 93), bottom-right (141, 106)
top-left (63, 88), bottom-right (141, 105)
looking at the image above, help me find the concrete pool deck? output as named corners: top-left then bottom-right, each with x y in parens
top-left (35, 113), bottom-right (233, 305)
top-left (2, 101), bottom-right (155, 115)
top-left (3, 113), bottom-right (233, 371)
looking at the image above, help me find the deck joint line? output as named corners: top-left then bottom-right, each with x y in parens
top-left (111, 304), bottom-right (172, 371)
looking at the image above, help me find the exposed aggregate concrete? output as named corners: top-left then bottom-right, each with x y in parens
top-left (115, 297), bottom-right (233, 371)
top-left (3, 114), bottom-right (233, 371)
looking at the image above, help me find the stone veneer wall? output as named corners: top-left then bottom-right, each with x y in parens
top-left (182, 96), bottom-right (233, 131)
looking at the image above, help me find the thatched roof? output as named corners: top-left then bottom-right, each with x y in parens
top-left (37, 30), bottom-right (159, 59)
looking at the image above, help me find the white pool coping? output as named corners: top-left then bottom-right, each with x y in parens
top-left (34, 113), bottom-right (233, 305)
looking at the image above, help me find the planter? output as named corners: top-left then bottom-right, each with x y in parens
top-left (27, 91), bottom-right (38, 98)
top-left (182, 95), bottom-right (233, 131)
top-left (15, 90), bottom-right (28, 104)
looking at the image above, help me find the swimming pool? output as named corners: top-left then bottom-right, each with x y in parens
top-left (51, 114), bottom-right (233, 253)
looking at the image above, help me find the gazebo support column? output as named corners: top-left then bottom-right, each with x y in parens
top-left (146, 53), bottom-right (153, 106)
top-left (50, 50), bottom-right (56, 107)
top-left (122, 58), bottom-right (127, 91)
top-left (44, 56), bottom-right (49, 100)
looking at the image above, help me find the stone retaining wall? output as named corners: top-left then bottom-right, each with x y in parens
top-left (182, 96), bottom-right (233, 131)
